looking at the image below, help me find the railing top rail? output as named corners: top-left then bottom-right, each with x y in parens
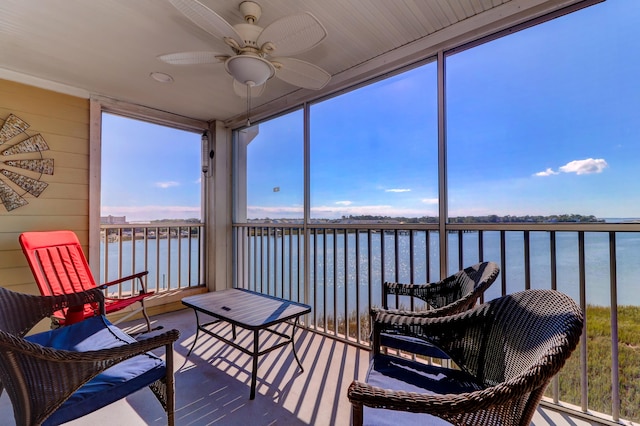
top-left (233, 222), bottom-right (640, 232)
top-left (446, 222), bottom-right (640, 232)
top-left (101, 223), bottom-right (204, 229)
top-left (233, 223), bottom-right (440, 230)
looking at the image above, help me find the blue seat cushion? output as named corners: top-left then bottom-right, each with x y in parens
top-left (26, 315), bottom-right (166, 426)
top-left (380, 332), bottom-right (451, 359)
top-left (363, 354), bottom-right (484, 426)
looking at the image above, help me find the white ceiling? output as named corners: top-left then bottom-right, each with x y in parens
top-left (0, 0), bottom-right (592, 126)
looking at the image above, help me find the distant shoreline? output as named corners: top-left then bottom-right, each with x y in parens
top-left (247, 214), bottom-right (611, 224)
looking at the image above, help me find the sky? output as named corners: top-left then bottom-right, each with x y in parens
top-left (102, 0), bottom-right (640, 222)
top-left (101, 113), bottom-right (201, 222)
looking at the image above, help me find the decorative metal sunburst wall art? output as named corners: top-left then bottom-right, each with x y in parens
top-left (0, 114), bottom-right (54, 211)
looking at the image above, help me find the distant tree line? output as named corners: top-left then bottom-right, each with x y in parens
top-left (449, 214), bottom-right (604, 223)
top-left (341, 214), bottom-right (604, 224)
top-left (150, 218), bottom-right (202, 224)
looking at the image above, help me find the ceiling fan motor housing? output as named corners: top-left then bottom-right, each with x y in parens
top-left (233, 23), bottom-right (263, 50)
top-left (239, 1), bottom-right (262, 23)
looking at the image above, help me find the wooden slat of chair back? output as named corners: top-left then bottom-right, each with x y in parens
top-left (20, 230), bottom-right (98, 297)
top-left (35, 244), bottom-right (96, 296)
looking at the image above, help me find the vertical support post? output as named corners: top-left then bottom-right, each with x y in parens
top-left (437, 50), bottom-right (448, 279)
top-left (578, 231), bottom-right (588, 412)
top-left (609, 231), bottom-right (620, 421)
top-left (303, 103), bottom-right (311, 314)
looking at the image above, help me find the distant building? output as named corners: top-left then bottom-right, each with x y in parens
top-left (101, 215), bottom-right (127, 225)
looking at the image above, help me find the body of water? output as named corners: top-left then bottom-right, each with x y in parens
top-left (244, 228), bottom-right (640, 314)
top-left (104, 226), bottom-right (640, 314)
top-left (100, 237), bottom-right (201, 292)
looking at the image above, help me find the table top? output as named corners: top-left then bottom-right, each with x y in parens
top-left (182, 288), bottom-right (311, 330)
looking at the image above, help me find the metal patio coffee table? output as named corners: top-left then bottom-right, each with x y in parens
top-left (182, 288), bottom-right (311, 399)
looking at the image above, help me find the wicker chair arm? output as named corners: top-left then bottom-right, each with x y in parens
top-left (382, 262), bottom-right (499, 312)
top-left (372, 304), bottom-right (480, 332)
top-left (383, 281), bottom-right (435, 294)
top-left (46, 287), bottom-right (106, 314)
top-left (0, 327), bottom-right (180, 363)
top-left (372, 301), bottom-right (466, 319)
top-left (348, 380), bottom-right (482, 415)
top-left (370, 306), bottom-right (490, 364)
top-left (348, 376), bottom-right (541, 417)
top-left (382, 281), bottom-right (437, 309)
top-left (0, 287), bottom-right (105, 337)
top-left (74, 328), bottom-right (180, 361)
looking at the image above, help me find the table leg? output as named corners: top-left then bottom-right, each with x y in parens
top-left (291, 316), bottom-right (304, 372)
top-left (250, 329), bottom-right (259, 399)
top-left (187, 309), bottom-right (201, 357)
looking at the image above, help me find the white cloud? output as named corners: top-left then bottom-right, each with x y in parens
top-left (155, 181), bottom-right (180, 188)
top-left (559, 158), bottom-right (608, 175)
top-left (534, 158), bottom-right (608, 177)
top-left (336, 200), bottom-right (352, 205)
top-left (421, 198), bottom-right (438, 204)
top-left (534, 168), bottom-right (559, 177)
top-left (385, 188), bottom-right (411, 193)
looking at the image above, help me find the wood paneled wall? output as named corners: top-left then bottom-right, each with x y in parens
top-left (0, 79), bottom-right (89, 294)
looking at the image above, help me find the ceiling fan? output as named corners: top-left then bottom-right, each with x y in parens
top-left (161, 0), bottom-right (331, 99)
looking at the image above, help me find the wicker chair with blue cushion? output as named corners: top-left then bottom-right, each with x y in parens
top-left (0, 285), bottom-right (179, 426)
top-left (378, 261), bottom-right (499, 359)
top-left (348, 289), bottom-right (584, 426)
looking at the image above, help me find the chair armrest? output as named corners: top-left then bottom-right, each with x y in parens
top-left (50, 287), bottom-right (106, 313)
top-left (382, 262), bottom-right (499, 312)
top-left (0, 287), bottom-right (105, 338)
top-left (99, 270), bottom-right (150, 293)
top-left (371, 301), bottom-right (463, 319)
top-left (370, 306), bottom-right (487, 361)
top-left (372, 305), bottom-right (481, 334)
top-left (383, 281), bottom-right (435, 294)
top-left (348, 380), bottom-right (470, 414)
top-left (383, 281), bottom-right (465, 312)
top-left (69, 328), bottom-right (180, 362)
top-left (382, 281), bottom-right (436, 309)
top-left (4, 327), bottom-right (180, 363)
top-left (378, 277), bottom-right (485, 317)
top-left (348, 379), bottom-right (532, 417)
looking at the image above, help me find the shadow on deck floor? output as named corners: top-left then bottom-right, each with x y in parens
top-left (0, 308), bottom-right (604, 425)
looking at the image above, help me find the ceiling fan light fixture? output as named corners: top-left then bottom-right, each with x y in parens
top-left (225, 55), bottom-right (275, 86)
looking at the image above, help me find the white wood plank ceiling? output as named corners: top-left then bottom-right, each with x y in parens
top-left (0, 0), bottom-right (592, 125)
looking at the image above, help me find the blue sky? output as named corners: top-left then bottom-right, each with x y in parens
top-left (101, 113), bottom-right (201, 221)
top-left (444, 0), bottom-right (640, 218)
top-left (102, 0), bottom-right (640, 222)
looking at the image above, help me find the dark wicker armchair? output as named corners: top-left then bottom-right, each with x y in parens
top-left (349, 289), bottom-right (584, 426)
top-left (378, 261), bottom-right (499, 358)
top-left (0, 285), bottom-right (179, 426)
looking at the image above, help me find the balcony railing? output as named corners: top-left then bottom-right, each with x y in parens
top-left (233, 221), bottom-right (640, 425)
top-left (100, 223), bottom-right (204, 295)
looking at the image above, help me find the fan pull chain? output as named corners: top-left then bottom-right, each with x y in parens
top-left (246, 84), bottom-right (251, 127)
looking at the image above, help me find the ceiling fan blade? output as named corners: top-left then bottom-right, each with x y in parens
top-left (158, 51), bottom-right (227, 65)
top-left (233, 79), bottom-right (267, 98)
top-left (257, 12), bottom-right (327, 57)
top-left (168, 0), bottom-right (244, 48)
top-left (158, 52), bottom-right (229, 65)
top-left (272, 57), bottom-right (330, 90)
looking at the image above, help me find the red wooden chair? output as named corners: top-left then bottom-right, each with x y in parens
top-left (19, 230), bottom-right (154, 332)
